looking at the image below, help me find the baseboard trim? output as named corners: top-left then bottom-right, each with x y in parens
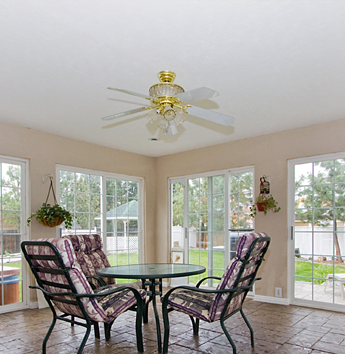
top-left (0, 303), bottom-right (31, 314)
top-left (29, 301), bottom-right (38, 309)
top-left (254, 295), bottom-right (290, 305)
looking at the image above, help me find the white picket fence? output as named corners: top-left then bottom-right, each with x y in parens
top-left (106, 236), bottom-right (138, 251)
top-left (295, 226), bottom-right (345, 259)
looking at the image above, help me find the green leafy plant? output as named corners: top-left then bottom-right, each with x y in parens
top-left (249, 194), bottom-right (281, 217)
top-left (27, 203), bottom-right (73, 228)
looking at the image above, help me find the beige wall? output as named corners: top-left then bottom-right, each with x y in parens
top-left (0, 122), bottom-right (156, 303)
top-left (155, 118), bottom-right (345, 298)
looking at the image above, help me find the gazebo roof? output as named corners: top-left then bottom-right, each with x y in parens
top-left (95, 200), bottom-right (138, 220)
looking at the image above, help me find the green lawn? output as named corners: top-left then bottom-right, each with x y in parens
top-left (107, 252), bottom-right (139, 266)
top-left (107, 252), bottom-right (139, 284)
top-left (295, 260), bottom-right (345, 285)
top-left (188, 250), bottom-right (225, 285)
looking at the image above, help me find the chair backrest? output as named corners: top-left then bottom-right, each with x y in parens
top-left (21, 238), bottom-right (109, 323)
top-left (209, 232), bottom-right (270, 322)
top-left (63, 234), bottom-right (115, 286)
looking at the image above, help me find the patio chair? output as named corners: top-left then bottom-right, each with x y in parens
top-left (161, 232), bottom-right (270, 354)
top-left (21, 238), bottom-right (146, 354)
top-left (63, 234), bottom-right (142, 290)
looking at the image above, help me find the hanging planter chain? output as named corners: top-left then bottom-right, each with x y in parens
top-left (45, 178), bottom-right (58, 205)
top-left (40, 177), bottom-right (63, 227)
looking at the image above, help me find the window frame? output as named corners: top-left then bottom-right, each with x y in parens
top-left (288, 151), bottom-right (345, 309)
top-left (56, 165), bottom-right (145, 262)
top-left (0, 154), bottom-right (29, 313)
top-left (169, 165), bottom-right (254, 286)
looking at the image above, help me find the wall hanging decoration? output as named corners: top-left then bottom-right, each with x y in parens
top-left (27, 176), bottom-right (73, 228)
top-left (250, 175), bottom-right (281, 217)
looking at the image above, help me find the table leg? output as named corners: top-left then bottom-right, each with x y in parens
top-left (143, 285), bottom-right (152, 323)
top-left (143, 278), bottom-right (163, 353)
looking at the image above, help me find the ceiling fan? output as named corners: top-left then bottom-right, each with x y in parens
top-left (102, 71), bottom-right (235, 136)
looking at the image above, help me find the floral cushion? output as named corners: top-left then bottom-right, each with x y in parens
top-left (64, 233), bottom-right (103, 254)
top-left (236, 232), bottom-right (269, 260)
top-left (111, 281), bottom-right (143, 290)
top-left (63, 234), bottom-right (142, 290)
top-left (95, 285), bottom-right (146, 318)
top-left (63, 234), bottom-right (115, 286)
top-left (162, 289), bottom-right (215, 322)
top-left (24, 237), bottom-right (77, 269)
top-left (209, 232), bottom-right (269, 321)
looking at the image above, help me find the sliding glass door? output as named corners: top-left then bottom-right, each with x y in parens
top-left (170, 167), bottom-right (254, 287)
top-left (0, 156), bottom-right (28, 312)
top-left (289, 153), bottom-right (345, 308)
top-left (188, 175), bottom-right (226, 286)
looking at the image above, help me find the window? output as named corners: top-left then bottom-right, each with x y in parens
top-left (170, 167), bottom-right (254, 287)
top-left (289, 153), bottom-right (345, 308)
top-left (1, 156), bottom-right (28, 311)
top-left (57, 166), bottom-right (143, 265)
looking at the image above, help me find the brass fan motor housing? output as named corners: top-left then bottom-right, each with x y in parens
top-left (147, 71), bottom-right (187, 116)
top-left (149, 71), bottom-right (185, 98)
top-left (158, 71), bottom-right (176, 83)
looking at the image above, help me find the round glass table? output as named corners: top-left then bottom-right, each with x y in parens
top-left (97, 263), bottom-right (206, 353)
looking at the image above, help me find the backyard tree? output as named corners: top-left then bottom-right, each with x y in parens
top-left (295, 159), bottom-right (345, 263)
top-left (0, 164), bottom-right (21, 232)
top-left (59, 171), bottom-right (138, 234)
top-left (172, 173), bottom-right (253, 250)
top-left (59, 171), bottom-right (101, 230)
top-left (172, 182), bottom-right (184, 227)
top-left (229, 172), bottom-right (254, 230)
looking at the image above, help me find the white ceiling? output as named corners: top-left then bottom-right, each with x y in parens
top-left (1, 1), bottom-right (345, 157)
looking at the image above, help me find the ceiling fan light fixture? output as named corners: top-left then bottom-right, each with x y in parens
top-left (163, 107), bottom-right (176, 120)
top-left (103, 71), bottom-right (235, 137)
top-left (157, 117), bottom-right (169, 131)
top-left (165, 120), bottom-right (178, 136)
top-left (147, 109), bottom-right (159, 124)
top-left (174, 109), bottom-right (186, 126)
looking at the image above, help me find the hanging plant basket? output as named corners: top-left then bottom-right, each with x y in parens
top-left (256, 202), bottom-right (267, 212)
top-left (38, 216), bottom-right (64, 228)
top-left (27, 177), bottom-right (73, 229)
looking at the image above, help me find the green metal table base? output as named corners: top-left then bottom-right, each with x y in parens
top-left (142, 278), bottom-right (163, 352)
top-left (96, 263), bottom-right (206, 354)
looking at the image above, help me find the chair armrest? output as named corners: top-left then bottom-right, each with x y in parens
top-left (29, 285), bottom-right (75, 297)
top-left (86, 275), bottom-right (107, 287)
top-left (30, 284), bottom-right (145, 303)
top-left (196, 276), bottom-right (222, 288)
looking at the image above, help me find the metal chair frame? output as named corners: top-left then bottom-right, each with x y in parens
top-left (21, 240), bottom-right (144, 354)
top-left (162, 236), bottom-right (270, 354)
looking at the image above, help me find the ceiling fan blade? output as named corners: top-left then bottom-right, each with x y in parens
top-left (176, 87), bottom-right (219, 103)
top-left (187, 105), bottom-right (235, 126)
top-left (101, 107), bottom-right (148, 121)
top-left (107, 87), bottom-right (152, 100)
